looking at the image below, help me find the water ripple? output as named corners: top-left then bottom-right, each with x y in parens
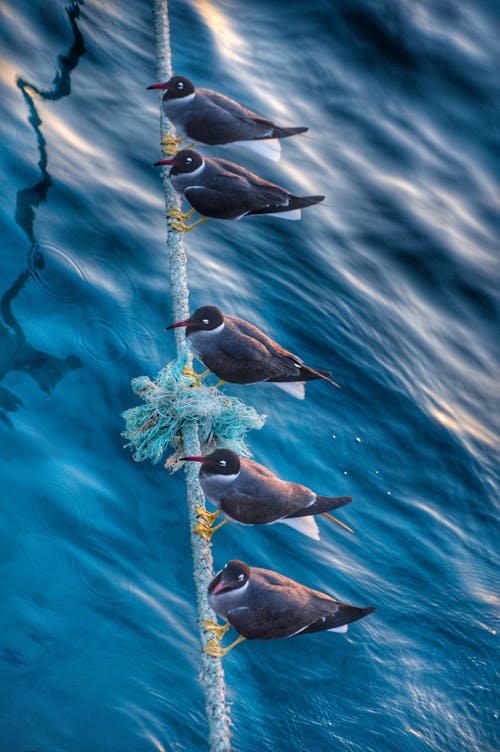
top-left (27, 241), bottom-right (89, 304)
top-left (69, 536), bottom-right (131, 610)
top-left (76, 317), bottom-right (133, 367)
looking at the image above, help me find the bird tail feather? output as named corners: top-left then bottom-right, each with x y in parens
top-left (327, 605), bottom-right (375, 629)
top-left (247, 195), bottom-right (324, 217)
top-left (288, 496), bottom-right (352, 517)
top-left (301, 604), bottom-right (375, 635)
top-left (270, 365), bottom-right (340, 389)
top-left (301, 365), bottom-right (341, 389)
top-left (268, 125), bottom-right (309, 138)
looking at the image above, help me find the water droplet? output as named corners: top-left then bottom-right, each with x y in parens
top-left (355, 437), bottom-right (361, 443)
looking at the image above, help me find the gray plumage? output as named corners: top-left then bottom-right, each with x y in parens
top-left (167, 305), bottom-right (339, 399)
top-left (155, 150), bottom-right (324, 221)
top-left (165, 89), bottom-right (307, 145)
top-left (183, 449), bottom-right (351, 539)
top-left (208, 560), bottom-right (375, 641)
top-left (148, 75), bottom-right (308, 160)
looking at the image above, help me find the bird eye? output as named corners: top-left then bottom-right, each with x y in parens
top-left (237, 573), bottom-right (244, 581)
top-left (219, 460), bottom-right (227, 467)
top-left (186, 156), bottom-right (192, 163)
top-left (178, 81), bottom-right (184, 89)
top-left (202, 318), bottom-right (209, 325)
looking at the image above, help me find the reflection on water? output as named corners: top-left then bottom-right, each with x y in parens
top-left (0, 268), bottom-right (81, 425)
top-left (0, 1), bottom-right (498, 750)
top-left (193, 0), bottom-right (248, 64)
top-left (0, 2), bottom-right (85, 425)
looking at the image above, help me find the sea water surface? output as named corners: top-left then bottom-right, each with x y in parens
top-left (0, 1), bottom-right (498, 750)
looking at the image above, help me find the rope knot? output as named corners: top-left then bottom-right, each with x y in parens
top-left (122, 356), bottom-right (266, 467)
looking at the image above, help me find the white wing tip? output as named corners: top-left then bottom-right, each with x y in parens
top-left (279, 515), bottom-right (320, 540)
top-left (274, 381), bottom-right (305, 399)
top-left (268, 208), bottom-right (302, 220)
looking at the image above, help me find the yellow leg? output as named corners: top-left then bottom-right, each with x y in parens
top-left (182, 365), bottom-right (203, 387)
top-left (161, 134), bottom-right (185, 154)
top-left (161, 134), bottom-right (185, 146)
top-left (169, 216), bottom-right (209, 233)
top-left (168, 206), bottom-right (195, 221)
top-left (181, 366), bottom-right (211, 387)
top-left (194, 506), bottom-right (220, 525)
top-left (162, 143), bottom-right (179, 155)
top-left (202, 619), bottom-right (231, 640)
top-left (204, 634), bottom-right (246, 658)
top-left (213, 379), bottom-right (226, 389)
top-left (193, 518), bottom-right (229, 541)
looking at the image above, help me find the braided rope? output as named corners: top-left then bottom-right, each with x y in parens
top-left (151, 4), bottom-right (231, 748)
top-left (123, 3), bottom-right (265, 749)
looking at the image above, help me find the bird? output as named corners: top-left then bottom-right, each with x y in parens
top-left (147, 75), bottom-right (308, 161)
top-left (181, 448), bottom-right (354, 541)
top-left (166, 305), bottom-right (340, 399)
top-left (153, 149), bottom-right (324, 231)
top-left (202, 559), bottom-right (374, 656)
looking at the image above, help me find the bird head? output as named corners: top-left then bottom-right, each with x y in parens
top-left (181, 448), bottom-right (241, 477)
top-left (166, 305), bottom-right (224, 337)
top-left (208, 560), bottom-right (250, 596)
top-left (153, 149), bottom-right (204, 174)
top-left (147, 75), bottom-right (195, 99)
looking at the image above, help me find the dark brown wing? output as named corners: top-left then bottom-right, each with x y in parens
top-left (184, 166), bottom-right (289, 218)
top-left (186, 90), bottom-right (275, 144)
top-left (228, 316), bottom-right (302, 363)
top-left (218, 461), bottom-right (314, 524)
top-left (184, 185), bottom-right (250, 219)
top-left (225, 605), bottom-right (315, 640)
top-left (226, 316), bottom-right (337, 386)
top-left (226, 586), bottom-right (338, 640)
top-left (225, 570), bottom-right (338, 640)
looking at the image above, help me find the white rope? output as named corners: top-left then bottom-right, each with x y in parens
top-left (151, 3), bottom-right (232, 749)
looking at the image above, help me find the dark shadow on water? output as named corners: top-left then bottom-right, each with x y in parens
top-left (0, 2), bottom-right (86, 426)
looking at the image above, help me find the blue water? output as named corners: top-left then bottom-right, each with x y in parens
top-left (1, 1), bottom-right (498, 750)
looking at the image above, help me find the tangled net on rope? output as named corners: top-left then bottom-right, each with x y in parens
top-left (123, 351), bottom-right (265, 467)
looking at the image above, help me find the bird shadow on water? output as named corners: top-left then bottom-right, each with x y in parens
top-left (0, 2), bottom-right (86, 427)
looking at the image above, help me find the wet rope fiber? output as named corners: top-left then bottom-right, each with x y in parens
top-left (122, 2), bottom-right (266, 750)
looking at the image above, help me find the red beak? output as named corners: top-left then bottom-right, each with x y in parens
top-left (147, 82), bottom-right (173, 90)
top-left (180, 456), bottom-right (206, 463)
top-left (212, 580), bottom-right (226, 595)
top-left (165, 318), bottom-right (191, 330)
top-left (153, 158), bottom-right (174, 167)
